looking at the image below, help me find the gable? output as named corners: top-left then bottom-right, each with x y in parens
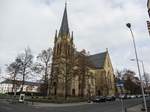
top-left (103, 52), bottom-right (113, 71)
top-left (88, 52), bottom-right (107, 69)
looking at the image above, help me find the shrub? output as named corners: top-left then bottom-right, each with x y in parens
top-left (26, 96), bottom-right (87, 103)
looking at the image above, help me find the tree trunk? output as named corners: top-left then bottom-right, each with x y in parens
top-left (81, 68), bottom-right (85, 97)
top-left (64, 64), bottom-right (68, 100)
top-left (20, 73), bottom-right (25, 93)
top-left (12, 70), bottom-right (17, 93)
top-left (65, 80), bottom-right (68, 99)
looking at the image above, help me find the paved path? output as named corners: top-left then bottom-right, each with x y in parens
top-left (127, 104), bottom-right (150, 112)
top-left (127, 104), bottom-right (143, 112)
top-left (32, 102), bottom-right (89, 107)
top-left (0, 98), bottom-right (144, 112)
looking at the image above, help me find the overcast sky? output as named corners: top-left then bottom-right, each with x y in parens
top-left (0, 0), bottom-right (150, 78)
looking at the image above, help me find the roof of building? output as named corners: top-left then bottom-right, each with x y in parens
top-left (0, 79), bottom-right (41, 86)
top-left (59, 4), bottom-right (69, 36)
top-left (88, 51), bottom-right (107, 69)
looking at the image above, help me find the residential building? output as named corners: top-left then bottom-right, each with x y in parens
top-left (0, 79), bottom-right (40, 94)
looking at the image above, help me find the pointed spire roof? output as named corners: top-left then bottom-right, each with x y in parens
top-left (59, 3), bottom-right (69, 36)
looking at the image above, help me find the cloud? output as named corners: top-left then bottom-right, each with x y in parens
top-left (0, 0), bottom-right (150, 78)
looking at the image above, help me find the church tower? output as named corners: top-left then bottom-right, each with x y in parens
top-left (51, 4), bottom-right (75, 97)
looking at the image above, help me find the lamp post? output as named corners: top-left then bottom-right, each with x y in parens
top-left (126, 23), bottom-right (147, 112)
top-left (130, 59), bottom-right (148, 88)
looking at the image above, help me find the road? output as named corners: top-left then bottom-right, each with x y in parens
top-left (0, 98), bottom-right (143, 112)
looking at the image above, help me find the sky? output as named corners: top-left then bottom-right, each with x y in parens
top-left (0, 0), bottom-right (150, 79)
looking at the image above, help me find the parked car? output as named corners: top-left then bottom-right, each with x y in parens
top-left (146, 94), bottom-right (149, 97)
top-left (126, 95), bottom-right (131, 99)
top-left (136, 94), bottom-right (142, 98)
top-left (91, 96), bottom-right (106, 103)
top-left (119, 94), bottom-right (126, 99)
top-left (106, 96), bottom-right (116, 101)
top-left (130, 95), bottom-right (136, 99)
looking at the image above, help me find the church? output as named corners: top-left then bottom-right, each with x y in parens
top-left (50, 4), bottom-right (115, 97)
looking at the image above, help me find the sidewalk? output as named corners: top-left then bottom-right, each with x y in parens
top-left (30, 102), bottom-right (89, 107)
top-left (127, 104), bottom-right (146, 112)
top-left (1, 99), bottom-right (89, 107)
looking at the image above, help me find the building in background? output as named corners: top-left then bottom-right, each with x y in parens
top-left (0, 79), bottom-right (40, 94)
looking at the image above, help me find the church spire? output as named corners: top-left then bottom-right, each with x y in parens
top-left (59, 3), bottom-right (69, 36)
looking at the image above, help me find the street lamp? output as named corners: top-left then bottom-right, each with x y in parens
top-left (130, 59), bottom-right (148, 88)
top-left (126, 23), bottom-right (147, 112)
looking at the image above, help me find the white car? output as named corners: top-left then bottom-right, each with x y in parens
top-left (130, 95), bottom-right (136, 99)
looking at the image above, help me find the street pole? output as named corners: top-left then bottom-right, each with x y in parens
top-left (126, 23), bottom-right (147, 112)
top-left (141, 61), bottom-right (148, 88)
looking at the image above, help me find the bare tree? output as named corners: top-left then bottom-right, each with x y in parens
top-left (116, 70), bottom-right (123, 79)
top-left (74, 50), bottom-right (93, 97)
top-left (143, 73), bottom-right (150, 88)
top-left (33, 48), bottom-right (52, 96)
top-left (78, 50), bottom-right (87, 97)
top-left (54, 50), bottom-right (74, 99)
top-left (17, 48), bottom-right (33, 93)
top-left (64, 57), bottom-right (73, 99)
top-left (0, 67), bottom-right (2, 80)
top-left (6, 58), bottom-right (22, 94)
top-left (119, 69), bottom-right (141, 94)
top-left (0, 67), bottom-right (1, 75)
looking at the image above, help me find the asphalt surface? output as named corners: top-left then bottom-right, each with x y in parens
top-left (0, 98), bottom-right (143, 112)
